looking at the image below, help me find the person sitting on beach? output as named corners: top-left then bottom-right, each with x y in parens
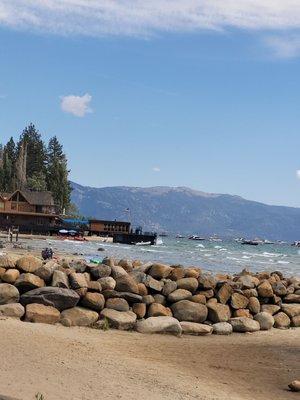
top-left (41, 248), bottom-right (53, 260)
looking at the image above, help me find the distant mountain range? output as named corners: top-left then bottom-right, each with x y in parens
top-left (71, 182), bottom-right (300, 241)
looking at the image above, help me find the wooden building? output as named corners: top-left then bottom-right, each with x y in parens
top-left (89, 219), bottom-right (131, 236)
top-left (0, 190), bottom-right (62, 234)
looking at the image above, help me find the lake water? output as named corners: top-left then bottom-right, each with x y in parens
top-left (29, 236), bottom-right (300, 276)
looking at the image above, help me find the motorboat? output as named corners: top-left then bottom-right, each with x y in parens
top-left (189, 235), bottom-right (206, 241)
top-left (241, 239), bottom-right (260, 246)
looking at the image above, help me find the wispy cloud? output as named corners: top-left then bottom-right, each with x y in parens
top-left (152, 166), bottom-right (161, 172)
top-left (60, 94), bottom-right (92, 117)
top-left (296, 170), bottom-right (300, 179)
top-left (264, 34), bottom-right (300, 58)
top-left (1, 1), bottom-right (300, 37)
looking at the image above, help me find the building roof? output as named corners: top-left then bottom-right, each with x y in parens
top-left (8, 190), bottom-right (55, 206)
top-left (89, 219), bottom-right (131, 225)
top-left (0, 209), bottom-right (61, 218)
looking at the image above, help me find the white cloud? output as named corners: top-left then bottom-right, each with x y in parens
top-left (1, 1), bottom-right (300, 37)
top-left (152, 166), bottom-right (161, 172)
top-left (296, 170), bottom-right (300, 179)
top-left (264, 35), bottom-right (300, 58)
top-left (60, 93), bottom-right (92, 117)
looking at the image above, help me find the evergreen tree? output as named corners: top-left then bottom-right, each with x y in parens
top-left (2, 138), bottom-right (16, 191)
top-left (27, 171), bottom-right (47, 191)
top-left (47, 136), bottom-right (71, 212)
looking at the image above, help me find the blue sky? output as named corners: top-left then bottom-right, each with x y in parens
top-left (0, 1), bottom-right (300, 207)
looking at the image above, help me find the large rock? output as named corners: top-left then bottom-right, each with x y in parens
top-left (168, 289), bottom-right (192, 303)
top-left (61, 307), bottom-right (99, 327)
top-left (1, 269), bottom-right (20, 284)
top-left (0, 283), bottom-right (19, 305)
top-left (169, 267), bottom-right (185, 281)
top-left (115, 275), bottom-right (139, 294)
top-left (98, 277), bottom-right (116, 291)
top-left (231, 293), bottom-right (249, 309)
top-left (191, 294), bottom-right (206, 304)
top-left (52, 270), bottom-right (69, 288)
top-left (0, 255), bottom-right (15, 269)
top-left (233, 309), bottom-right (252, 318)
top-left (20, 287), bottom-right (80, 311)
top-left (289, 381), bottom-right (300, 393)
top-left (89, 264), bottom-right (111, 280)
top-left (257, 281), bottom-right (273, 298)
top-left (0, 303), bottom-right (25, 318)
top-left (15, 273), bottom-right (45, 293)
top-left (180, 321), bottom-right (212, 336)
top-left (229, 317), bottom-right (260, 333)
top-left (100, 308), bottom-right (136, 330)
top-left (281, 303), bottom-right (300, 318)
top-left (135, 316), bottom-right (182, 336)
top-left (237, 275), bottom-right (259, 289)
top-left (111, 265), bottom-right (128, 279)
top-left (148, 263), bottom-right (172, 279)
top-left (284, 294), bottom-right (300, 303)
top-left (273, 282), bottom-right (287, 296)
top-left (132, 303), bottom-right (146, 319)
top-left (198, 274), bottom-right (217, 290)
top-left (171, 300), bottom-right (208, 322)
top-left (261, 304), bottom-right (280, 315)
top-left (25, 303), bottom-right (60, 324)
top-left (213, 322), bottom-right (233, 335)
top-left (68, 273), bottom-right (88, 290)
top-left (118, 259), bottom-right (133, 273)
top-left (105, 298), bottom-right (129, 312)
top-left (248, 297), bottom-right (260, 314)
top-left (148, 303), bottom-right (172, 317)
top-left (153, 294), bottom-right (166, 305)
top-left (217, 283), bottom-right (233, 304)
top-left (144, 275), bottom-right (163, 292)
top-left (81, 292), bottom-right (105, 311)
top-left (274, 312), bottom-right (291, 329)
top-left (208, 303), bottom-right (231, 323)
top-left (291, 315), bottom-right (300, 327)
top-left (16, 255), bottom-right (42, 273)
top-left (35, 261), bottom-right (59, 281)
top-left (254, 312), bottom-right (274, 330)
top-left (176, 278), bottom-right (198, 293)
top-left (162, 280), bottom-right (177, 296)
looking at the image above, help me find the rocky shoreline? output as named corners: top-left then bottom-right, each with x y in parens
top-left (0, 252), bottom-right (299, 337)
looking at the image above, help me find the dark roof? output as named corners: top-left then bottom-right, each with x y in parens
top-left (8, 190), bottom-right (55, 206)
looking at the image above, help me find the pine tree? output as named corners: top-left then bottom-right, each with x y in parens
top-left (15, 140), bottom-right (27, 190)
top-left (47, 136), bottom-right (71, 212)
top-left (2, 138), bottom-right (16, 192)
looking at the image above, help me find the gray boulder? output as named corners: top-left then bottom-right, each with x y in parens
top-left (168, 289), bottom-right (192, 303)
top-left (61, 306), bottom-right (98, 327)
top-left (254, 312), bottom-right (274, 330)
top-left (100, 308), bottom-right (137, 330)
top-left (0, 283), bottom-right (20, 305)
top-left (0, 303), bottom-right (25, 318)
top-left (229, 317), bottom-right (260, 333)
top-left (52, 270), bottom-right (69, 288)
top-left (20, 287), bottom-right (80, 311)
top-left (171, 300), bottom-right (208, 322)
top-left (135, 316), bottom-right (182, 336)
top-left (213, 322), bottom-right (233, 335)
top-left (180, 321), bottom-right (213, 335)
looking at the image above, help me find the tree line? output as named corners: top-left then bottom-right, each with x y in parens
top-left (0, 124), bottom-right (72, 213)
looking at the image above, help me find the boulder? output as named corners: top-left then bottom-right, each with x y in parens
top-left (0, 303), bottom-right (25, 318)
top-left (68, 273), bottom-right (88, 290)
top-left (281, 303), bottom-right (300, 318)
top-left (100, 309), bottom-right (136, 330)
top-left (89, 264), bottom-right (111, 279)
top-left (191, 294), bottom-right (206, 304)
top-left (199, 289), bottom-right (214, 299)
top-left (291, 315), bottom-right (300, 327)
top-left (118, 292), bottom-right (143, 303)
top-left (257, 281), bottom-right (273, 298)
top-left (115, 275), bottom-right (139, 294)
top-left (81, 292), bottom-right (105, 311)
top-left (137, 283), bottom-right (148, 296)
top-left (105, 298), bottom-right (129, 312)
top-left (198, 274), bottom-right (217, 290)
top-left (20, 287), bottom-right (80, 311)
top-left (61, 307), bottom-right (99, 327)
top-left (169, 268), bottom-right (185, 281)
top-left (0, 255), bottom-right (15, 269)
top-left (132, 303), bottom-right (146, 319)
top-left (261, 304), bottom-right (280, 315)
top-left (176, 278), bottom-right (198, 293)
top-left (68, 259), bottom-right (88, 273)
top-left (274, 312), bottom-right (291, 329)
top-left (231, 293), bottom-right (249, 309)
top-left (171, 300), bottom-right (208, 322)
top-left (52, 270), bottom-right (69, 288)
top-left (185, 268), bottom-right (201, 279)
top-left (98, 277), bottom-right (116, 291)
top-left (144, 275), bottom-right (164, 292)
top-left (254, 312), bottom-right (274, 330)
top-left (208, 303), bottom-right (231, 323)
top-left (153, 294), bottom-right (166, 305)
top-left (248, 297), bottom-right (260, 314)
top-left (243, 289), bottom-right (258, 298)
top-left (289, 381), bottom-right (300, 393)
top-left (284, 294), bottom-right (300, 303)
top-left (148, 263), bottom-right (172, 279)
top-left (1, 269), bottom-right (20, 284)
top-left (35, 261), bottom-right (59, 281)
top-left (0, 267), bottom-right (5, 278)
top-left (237, 275), bottom-right (259, 289)
top-left (0, 283), bottom-right (19, 305)
top-left (162, 280), bottom-right (177, 296)
top-left (15, 273), bottom-right (45, 293)
top-left (233, 309), bottom-right (252, 318)
top-left (213, 322), bottom-right (233, 335)
top-left (142, 295), bottom-right (155, 305)
top-left (118, 259), bottom-right (133, 273)
top-left (135, 316), bottom-right (182, 336)
top-left (168, 289), bottom-right (192, 303)
top-left (102, 257), bottom-right (115, 267)
top-left (180, 321), bottom-right (212, 336)
top-left (217, 283), bottom-right (233, 304)
top-left (272, 282), bottom-right (287, 296)
top-left (111, 265), bottom-right (128, 279)
top-left (148, 303), bottom-right (172, 317)
top-left (229, 317), bottom-right (260, 333)
top-left (16, 255), bottom-right (42, 273)
top-left (25, 303), bottom-right (60, 324)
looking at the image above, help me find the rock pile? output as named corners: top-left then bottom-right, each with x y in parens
top-left (0, 254), bottom-right (299, 337)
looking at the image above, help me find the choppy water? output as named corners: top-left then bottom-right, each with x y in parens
top-left (24, 237), bottom-right (300, 276)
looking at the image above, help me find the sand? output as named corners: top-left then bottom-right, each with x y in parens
top-left (0, 318), bottom-right (299, 400)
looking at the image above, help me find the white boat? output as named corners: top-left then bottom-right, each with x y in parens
top-left (189, 235), bottom-right (206, 241)
top-left (134, 241), bottom-right (151, 246)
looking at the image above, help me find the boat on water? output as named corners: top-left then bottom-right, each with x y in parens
top-left (263, 239), bottom-right (275, 245)
top-left (134, 241), bottom-right (152, 246)
top-left (189, 235), bottom-right (206, 241)
top-left (292, 241), bottom-right (300, 247)
top-left (241, 239), bottom-right (260, 246)
top-left (176, 234), bottom-right (185, 238)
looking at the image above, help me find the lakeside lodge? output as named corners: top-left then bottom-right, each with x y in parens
top-left (0, 190), bottom-right (157, 244)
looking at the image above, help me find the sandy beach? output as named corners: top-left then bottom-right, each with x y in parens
top-left (0, 318), bottom-right (299, 400)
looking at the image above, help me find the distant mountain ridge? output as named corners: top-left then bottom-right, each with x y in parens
top-left (71, 182), bottom-right (300, 241)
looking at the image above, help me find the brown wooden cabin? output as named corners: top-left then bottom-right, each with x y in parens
top-left (0, 190), bottom-right (62, 234)
top-left (89, 219), bottom-right (131, 236)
